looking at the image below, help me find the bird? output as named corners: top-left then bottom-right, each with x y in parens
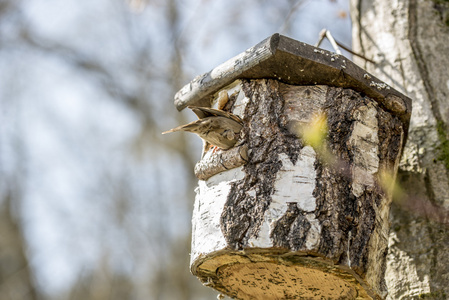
top-left (162, 106), bottom-right (243, 151)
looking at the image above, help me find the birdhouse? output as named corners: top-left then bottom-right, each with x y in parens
top-left (169, 34), bottom-right (411, 299)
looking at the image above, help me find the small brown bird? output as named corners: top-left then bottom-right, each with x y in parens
top-left (162, 106), bottom-right (243, 150)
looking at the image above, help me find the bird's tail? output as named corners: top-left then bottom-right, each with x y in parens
top-left (161, 129), bottom-right (174, 134)
top-left (162, 122), bottom-right (199, 134)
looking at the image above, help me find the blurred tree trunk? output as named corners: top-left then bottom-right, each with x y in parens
top-left (0, 188), bottom-right (38, 300)
top-left (350, 0), bottom-right (449, 299)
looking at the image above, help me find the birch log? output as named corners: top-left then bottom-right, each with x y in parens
top-left (190, 79), bottom-right (406, 299)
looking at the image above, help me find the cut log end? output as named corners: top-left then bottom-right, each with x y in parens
top-left (192, 250), bottom-right (379, 300)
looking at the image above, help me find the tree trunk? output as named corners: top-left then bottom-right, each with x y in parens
top-left (350, 0), bottom-right (449, 299)
top-left (0, 190), bottom-right (38, 300)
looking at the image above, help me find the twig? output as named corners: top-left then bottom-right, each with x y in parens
top-left (315, 28), bottom-right (375, 64)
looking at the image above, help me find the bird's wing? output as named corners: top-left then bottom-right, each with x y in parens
top-left (189, 106), bottom-right (210, 119)
top-left (188, 106), bottom-right (243, 124)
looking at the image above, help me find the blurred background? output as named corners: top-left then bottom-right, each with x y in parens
top-left (0, 0), bottom-right (351, 299)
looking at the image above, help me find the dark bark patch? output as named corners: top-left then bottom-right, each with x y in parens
top-left (288, 213), bottom-right (312, 251)
top-left (220, 79), bottom-right (303, 249)
top-left (271, 203), bottom-right (300, 248)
